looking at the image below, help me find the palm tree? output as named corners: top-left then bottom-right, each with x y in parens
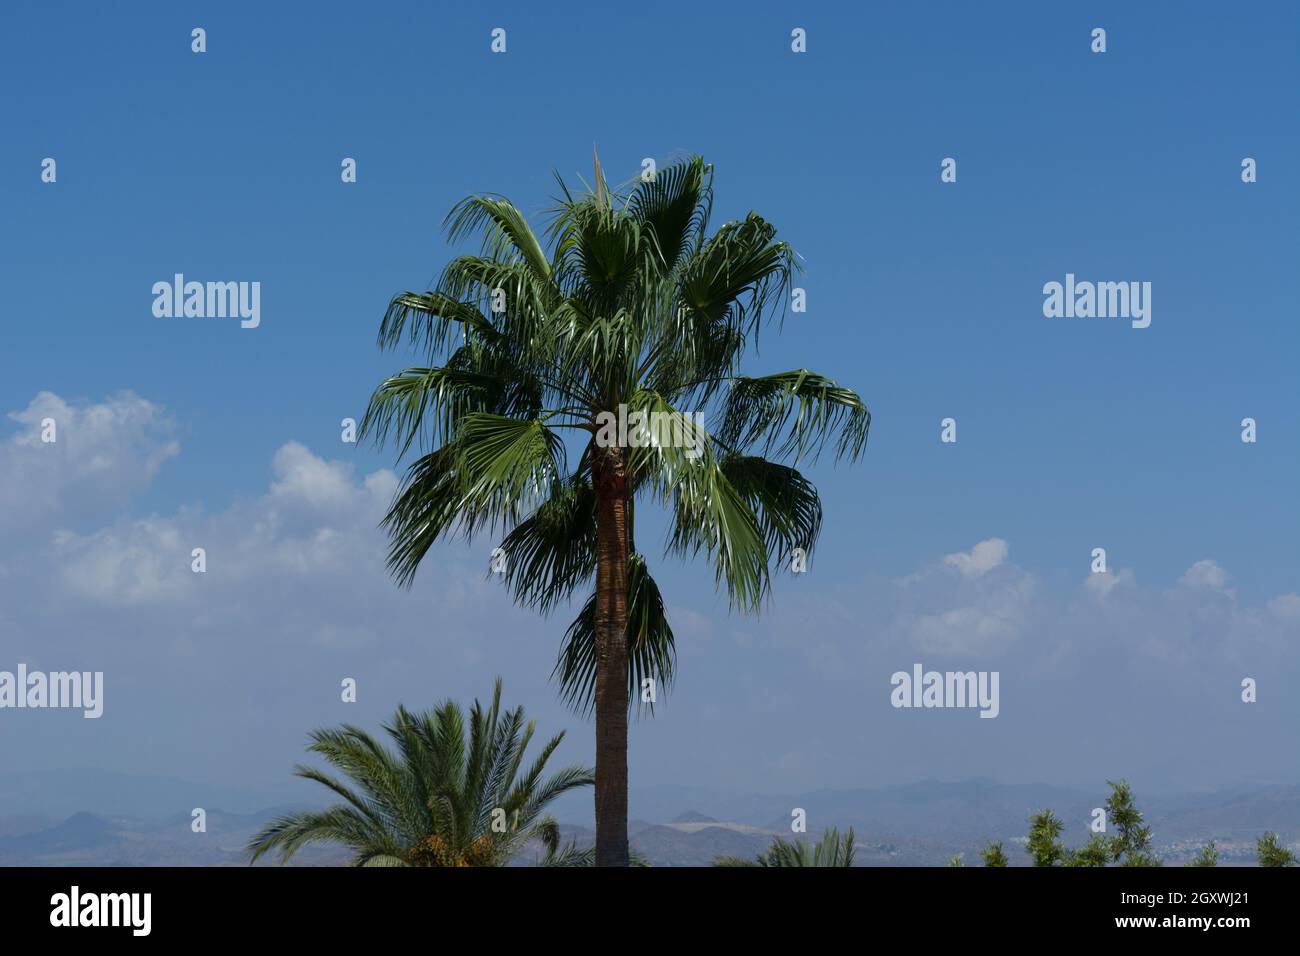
top-left (714, 827), bottom-right (857, 867)
top-left (247, 679), bottom-right (592, 866)
top-left (361, 153), bottom-right (870, 865)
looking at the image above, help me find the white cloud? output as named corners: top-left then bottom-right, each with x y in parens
top-left (880, 543), bottom-right (1291, 665)
top-left (1084, 566), bottom-right (1136, 599)
top-left (905, 572), bottom-right (1035, 656)
top-left (0, 392), bottom-right (179, 533)
top-left (1179, 559), bottom-right (1231, 593)
top-left (889, 538), bottom-right (1034, 656)
top-left (942, 538), bottom-right (1008, 578)
top-left (0, 394), bottom-right (576, 789)
top-left (268, 441), bottom-right (367, 511)
top-left (1267, 593), bottom-right (1300, 621)
top-left (52, 517), bottom-right (190, 605)
top-left (51, 442), bottom-right (399, 608)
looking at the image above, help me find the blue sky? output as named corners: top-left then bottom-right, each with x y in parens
top-left (1, 1), bottom-right (1297, 816)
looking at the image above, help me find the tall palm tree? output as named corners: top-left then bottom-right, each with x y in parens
top-left (247, 679), bottom-right (592, 866)
top-left (362, 154), bottom-right (870, 865)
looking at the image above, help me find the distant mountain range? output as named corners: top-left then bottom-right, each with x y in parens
top-left (0, 768), bottom-right (304, 820)
top-left (0, 806), bottom-right (346, 867)
top-left (1, 771), bottom-right (1296, 866)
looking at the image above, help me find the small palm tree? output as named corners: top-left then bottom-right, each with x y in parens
top-left (715, 827), bottom-right (856, 867)
top-left (247, 679), bottom-right (592, 866)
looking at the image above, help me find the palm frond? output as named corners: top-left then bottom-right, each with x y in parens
top-left (719, 454), bottom-right (822, 568)
top-left (629, 156), bottom-right (714, 275)
top-left (377, 291), bottom-right (501, 356)
top-left (716, 369), bottom-right (871, 464)
top-left (554, 553), bottom-right (676, 715)
top-left (444, 195), bottom-right (553, 286)
top-left (677, 212), bottom-right (798, 349)
top-left (495, 477), bottom-right (597, 612)
top-left (455, 414), bottom-right (567, 532)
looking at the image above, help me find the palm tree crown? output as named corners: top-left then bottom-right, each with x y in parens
top-left (715, 827), bottom-right (857, 867)
top-left (247, 679), bottom-right (592, 867)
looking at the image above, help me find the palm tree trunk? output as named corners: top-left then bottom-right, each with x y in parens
top-left (592, 445), bottom-right (630, 866)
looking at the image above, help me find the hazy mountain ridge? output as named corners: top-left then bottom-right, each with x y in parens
top-left (2, 774), bottom-right (1295, 866)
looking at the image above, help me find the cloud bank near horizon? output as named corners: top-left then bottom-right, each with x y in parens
top-left (1, 392), bottom-right (1296, 803)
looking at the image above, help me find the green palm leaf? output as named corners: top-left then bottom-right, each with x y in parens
top-left (717, 369), bottom-right (871, 463)
top-left (555, 553), bottom-right (676, 716)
